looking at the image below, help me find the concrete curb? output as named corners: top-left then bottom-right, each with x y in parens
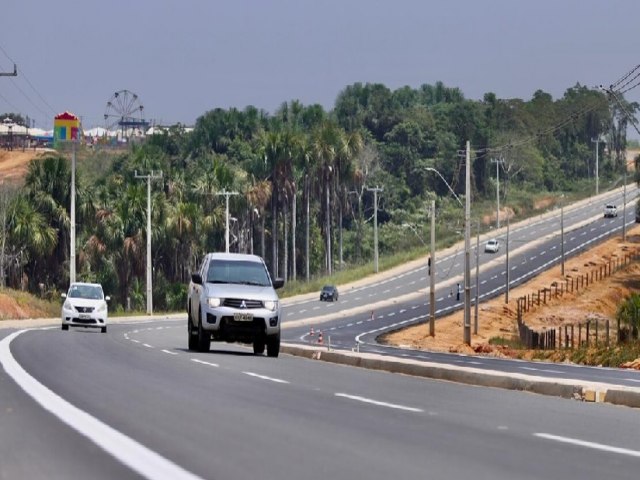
top-left (281, 343), bottom-right (640, 409)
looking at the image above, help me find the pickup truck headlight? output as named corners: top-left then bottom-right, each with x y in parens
top-left (263, 300), bottom-right (278, 311)
top-left (207, 297), bottom-right (221, 308)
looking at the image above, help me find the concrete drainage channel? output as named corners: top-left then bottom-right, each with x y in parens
top-left (281, 344), bottom-right (640, 409)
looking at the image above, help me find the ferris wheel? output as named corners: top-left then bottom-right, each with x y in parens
top-left (104, 89), bottom-right (149, 137)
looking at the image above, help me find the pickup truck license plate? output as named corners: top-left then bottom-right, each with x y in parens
top-left (234, 312), bottom-right (253, 322)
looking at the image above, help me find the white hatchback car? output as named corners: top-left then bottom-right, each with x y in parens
top-left (61, 282), bottom-right (110, 333)
top-left (484, 238), bottom-right (500, 253)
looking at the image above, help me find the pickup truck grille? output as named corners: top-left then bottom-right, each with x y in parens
top-left (222, 298), bottom-right (263, 309)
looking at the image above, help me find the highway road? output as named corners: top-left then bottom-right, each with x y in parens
top-left (2, 186), bottom-right (640, 479)
top-left (280, 185), bottom-right (640, 387)
top-left (2, 324), bottom-right (640, 480)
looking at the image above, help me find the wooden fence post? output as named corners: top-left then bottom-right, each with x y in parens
top-left (578, 323), bottom-right (582, 347)
top-left (571, 324), bottom-right (575, 349)
top-left (586, 321), bottom-right (590, 348)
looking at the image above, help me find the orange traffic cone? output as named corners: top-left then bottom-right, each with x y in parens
top-left (318, 331), bottom-right (323, 344)
top-left (310, 327), bottom-right (315, 336)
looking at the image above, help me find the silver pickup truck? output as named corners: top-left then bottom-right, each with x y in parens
top-left (187, 253), bottom-right (284, 357)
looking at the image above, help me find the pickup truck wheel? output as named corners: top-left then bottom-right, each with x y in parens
top-left (187, 310), bottom-right (198, 351)
top-left (266, 334), bottom-right (280, 358)
top-left (253, 339), bottom-right (265, 355)
top-left (196, 310), bottom-right (210, 352)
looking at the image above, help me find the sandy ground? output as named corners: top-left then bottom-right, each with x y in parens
top-left (0, 149), bottom-right (46, 183)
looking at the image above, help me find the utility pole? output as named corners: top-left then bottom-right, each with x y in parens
top-left (591, 137), bottom-right (604, 196)
top-left (70, 141), bottom-right (77, 284)
top-left (490, 157), bottom-right (503, 228)
top-left (474, 218), bottom-right (480, 335)
top-left (505, 212), bottom-right (510, 303)
top-left (561, 201), bottom-right (565, 276)
top-left (216, 190), bottom-right (239, 253)
top-left (463, 141), bottom-right (471, 345)
top-left (135, 170), bottom-right (163, 315)
top-left (429, 200), bottom-right (435, 336)
top-left (623, 168), bottom-right (627, 241)
top-left (367, 186), bottom-right (383, 273)
top-left (0, 64), bottom-right (17, 77)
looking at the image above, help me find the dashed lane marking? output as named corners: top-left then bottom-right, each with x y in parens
top-left (535, 433), bottom-right (640, 458)
top-left (243, 372), bottom-right (289, 384)
top-left (335, 393), bottom-right (423, 413)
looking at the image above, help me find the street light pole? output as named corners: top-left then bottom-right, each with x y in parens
top-left (429, 199), bottom-right (435, 337)
top-left (463, 141), bottom-right (471, 345)
top-left (135, 170), bottom-right (163, 315)
top-left (491, 157), bottom-right (503, 229)
top-left (591, 137), bottom-right (604, 196)
top-left (216, 190), bottom-right (239, 253)
top-left (425, 166), bottom-right (468, 343)
top-left (367, 186), bottom-right (383, 273)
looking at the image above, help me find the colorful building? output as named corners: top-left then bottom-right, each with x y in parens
top-left (53, 111), bottom-right (81, 144)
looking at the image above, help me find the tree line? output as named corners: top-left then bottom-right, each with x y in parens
top-left (0, 80), bottom-right (636, 311)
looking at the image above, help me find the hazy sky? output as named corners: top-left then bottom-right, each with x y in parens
top-left (1, 0), bottom-right (639, 131)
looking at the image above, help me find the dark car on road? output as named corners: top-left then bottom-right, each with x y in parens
top-left (320, 285), bottom-right (339, 302)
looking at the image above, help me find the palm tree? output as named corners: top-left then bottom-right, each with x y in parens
top-left (8, 195), bottom-right (57, 290)
top-left (334, 130), bottom-right (363, 268)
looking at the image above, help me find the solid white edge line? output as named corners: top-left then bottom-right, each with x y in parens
top-left (0, 330), bottom-right (203, 480)
top-left (535, 433), bottom-right (640, 458)
top-left (335, 393), bottom-right (423, 412)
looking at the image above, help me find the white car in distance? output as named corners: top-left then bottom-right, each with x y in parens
top-left (61, 282), bottom-right (110, 333)
top-left (604, 204), bottom-right (617, 218)
top-left (484, 238), bottom-right (500, 253)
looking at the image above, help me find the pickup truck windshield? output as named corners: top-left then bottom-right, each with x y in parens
top-left (206, 259), bottom-right (271, 287)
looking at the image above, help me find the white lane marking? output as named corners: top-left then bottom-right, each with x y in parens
top-left (625, 378), bottom-right (640, 383)
top-left (131, 339), bottom-right (140, 344)
top-left (190, 359), bottom-right (219, 368)
top-left (161, 349), bottom-right (178, 355)
top-left (0, 330), bottom-right (203, 480)
top-left (335, 393), bottom-right (423, 413)
top-left (142, 344), bottom-right (153, 348)
top-left (243, 372), bottom-right (289, 384)
top-left (535, 433), bottom-right (640, 458)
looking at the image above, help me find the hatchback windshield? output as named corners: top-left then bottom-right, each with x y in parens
top-left (68, 284), bottom-right (104, 300)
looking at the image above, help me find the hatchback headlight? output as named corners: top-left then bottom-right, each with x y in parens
top-left (207, 297), bottom-right (221, 308)
top-left (63, 300), bottom-right (73, 311)
top-left (97, 302), bottom-right (107, 313)
top-left (263, 300), bottom-right (278, 311)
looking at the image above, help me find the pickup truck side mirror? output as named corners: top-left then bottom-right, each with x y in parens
top-left (191, 273), bottom-right (203, 285)
top-left (273, 278), bottom-right (285, 289)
